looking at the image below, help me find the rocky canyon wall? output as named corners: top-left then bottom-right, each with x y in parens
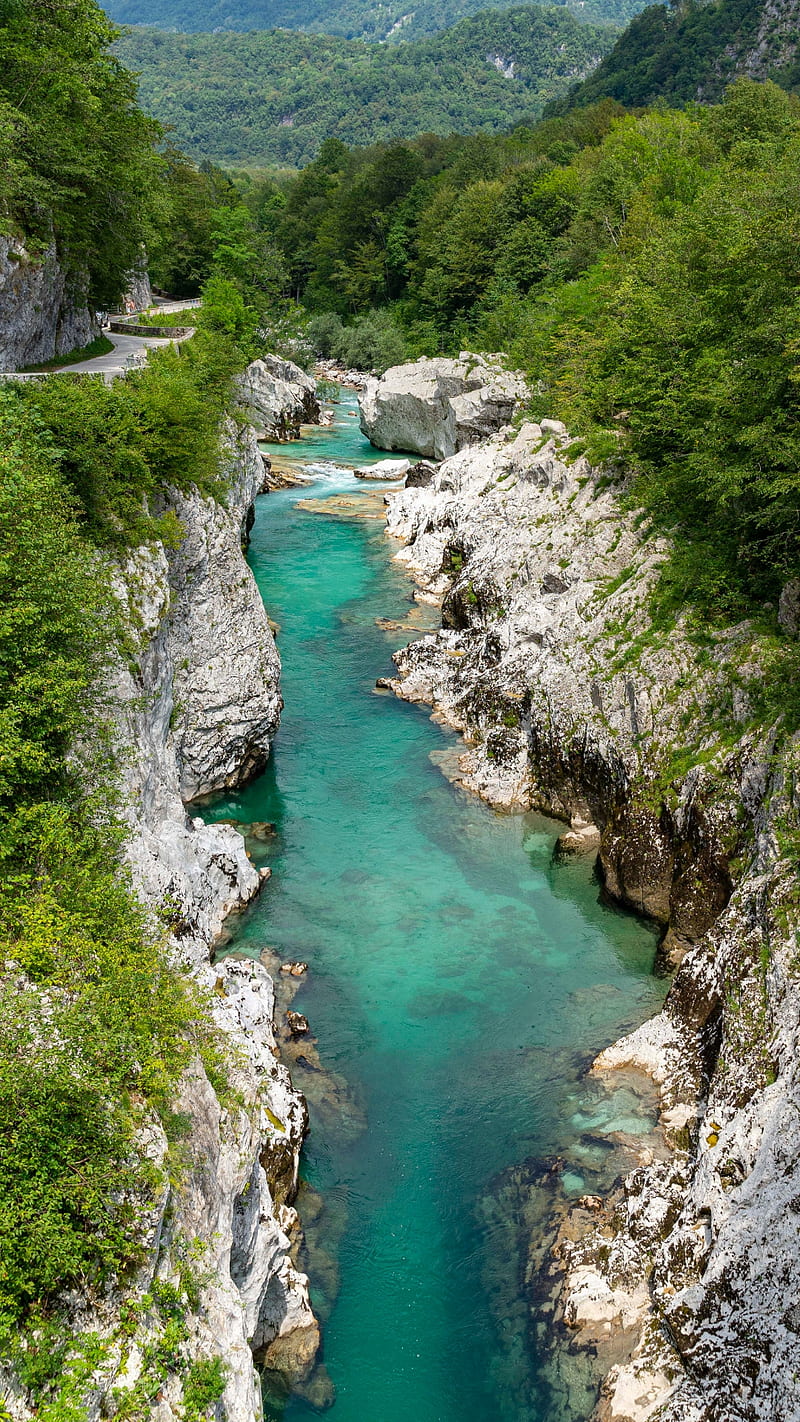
top-left (0, 235), bottom-right (97, 370)
top-left (378, 395), bottom-right (799, 1422)
top-left (103, 416), bottom-right (320, 1420)
top-left (1, 370), bottom-right (324, 1421)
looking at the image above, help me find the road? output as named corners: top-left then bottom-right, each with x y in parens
top-left (63, 327), bottom-right (184, 379)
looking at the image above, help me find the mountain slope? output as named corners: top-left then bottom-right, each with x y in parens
top-left (115, 8), bottom-right (618, 164)
top-left (106, 0), bottom-right (645, 40)
top-left (550, 0), bottom-right (800, 110)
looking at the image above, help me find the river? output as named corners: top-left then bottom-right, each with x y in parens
top-left (207, 390), bottom-right (667, 1422)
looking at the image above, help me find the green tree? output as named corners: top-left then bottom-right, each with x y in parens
top-left (0, 0), bottom-right (163, 305)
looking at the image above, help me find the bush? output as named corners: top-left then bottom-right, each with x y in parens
top-left (182, 1357), bottom-right (227, 1421)
top-left (335, 311), bottom-right (408, 373)
top-left (306, 311), bottom-right (346, 358)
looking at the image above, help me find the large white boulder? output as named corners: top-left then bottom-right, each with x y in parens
top-left (358, 353), bottom-right (528, 459)
top-left (238, 354), bottom-right (320, 438)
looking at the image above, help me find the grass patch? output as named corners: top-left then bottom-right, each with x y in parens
top-left (19, 335), bottom-right (114, 372)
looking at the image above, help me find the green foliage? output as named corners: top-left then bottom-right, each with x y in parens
top-left (268, 100), bottom-right (623, 326)
top-left (148, 149), bottom-right (240, 298)
top-left (0, 372), bottom-right (232, 1353)
top-left (275, 80), bottom-right (800, 637)
top-left (307, 308), bottom-right (408, 370)
top-left (550, 0), bottom-right (774, 113)
top-left (182, 1357), bottom-right (227, 1421)
top-left (114, 9), bottom-right (619, 166)
top-left (0, 0), bottom-right (163, 305)
top-left (8, 335), bottom-right (236, 546)
top-left (106, 0), bottom-right (646, 37)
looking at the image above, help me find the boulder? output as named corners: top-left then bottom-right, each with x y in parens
top-left (405, 460), bottom-right (439, 488)
top-left (354, 458), bottom-right (411, 481)
top-left (358, 354), bottom-right (528, 460)
top-left (238, 356), bottom-right (320, 439)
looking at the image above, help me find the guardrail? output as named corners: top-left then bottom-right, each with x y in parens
top-left (108, 319), bottom-right (195, 339)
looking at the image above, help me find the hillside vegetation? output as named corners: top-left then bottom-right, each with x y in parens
top-left (207, 81), bottom-right (799, 662)
top-left (549, 0), bottom-right (800, 111)
top-left (0, 0), bottom-right (289, 1399)
top-left (114, 9), bottom-right (617, 164)
top-left (105, 0), bottom-right (646, 40)
top-left (0, 0), bottom-right (161, 304)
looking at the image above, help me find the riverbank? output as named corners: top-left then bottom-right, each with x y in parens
top-left (0, 357), bottom-right (329, 1422)
top-left (202, 391), bottom-right (674, 1422)
top-left (380, 407), bottom-right (799, 1420)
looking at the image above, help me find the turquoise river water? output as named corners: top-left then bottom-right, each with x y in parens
top-left (208, 393), bottom-right (666, 1422)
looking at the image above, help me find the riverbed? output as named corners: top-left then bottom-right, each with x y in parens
top-left (208, 392), bottom-right (667, 1421)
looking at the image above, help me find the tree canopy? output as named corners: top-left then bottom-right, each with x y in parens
top-left (115, 10), bottom-right (619, 166)
top-left (0, 0), bottom-right (164, 304)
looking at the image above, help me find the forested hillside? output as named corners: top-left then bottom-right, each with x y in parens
top-left (105, 0), bottom-right (645, 41)
top-left (114, 9), bottom-right (617, 164)
top-left (549, 0), bottom-right (800, 111)
top-left (198, 80), bottom-right (799, 653)
top-left (0, 0), bottom-right (161, 305)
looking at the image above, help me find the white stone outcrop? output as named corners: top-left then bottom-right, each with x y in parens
top-left (49, 419), bottom-right (315, 1422)
top-left (0, 235), bottom-right (96, 370)
top-left (382, 396), bottom-right (800, 1421)
top-left (354, 457), bottom-right (411, 480)
top-left (358, 353), bottom-right (528, 459)
top-left (113, 420), bottom-right (282, 958)
top-left (238, 355), bottom-right (320, 438)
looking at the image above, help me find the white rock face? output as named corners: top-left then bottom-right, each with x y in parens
top-left (382, 406), bottom-right (800, 1420)
top-left (113, 420), bottom-right (282, 955)
top-left (72, 420), bottom-right (314, 1421)
top-left (359, 353), bottom-right (528, 459)
top-left (238, 356), bottom-right (320, 438)
top-left (354, 457), bottom-right (411, 480)
top-left (0, 236), bottom-right (96, 370)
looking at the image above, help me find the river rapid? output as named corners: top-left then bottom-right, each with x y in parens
top-left (208, 392), bottom-right (667, 1422)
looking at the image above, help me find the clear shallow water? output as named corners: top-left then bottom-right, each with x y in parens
top-left (210, 395), bottom-right (666, 1421)
top-left (261, 388), bottom-right (411, 487)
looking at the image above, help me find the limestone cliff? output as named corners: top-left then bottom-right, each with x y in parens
top-left (0, 235), bottom-right (96, 370)
top-left (238, 356), bottom-right (321, 439)
top-left (383, 415), bottom-right (800, 1420)
top-left (0, 413), bottom-right (322, 1422)
top-left (104, 417), bottom-right (321, 1420)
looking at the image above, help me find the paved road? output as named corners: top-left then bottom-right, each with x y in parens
top-left (63, 327), bottom-right (181, 379)
top-left (0, 303), bottom-right (199, 383)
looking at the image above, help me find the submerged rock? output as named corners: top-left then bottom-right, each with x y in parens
top-left (556, 820), bottom-right (601, 855)
top-left (359, 353), bottom-right (528, 460)
top-left (286, 1010), bottom-right (310, 1037)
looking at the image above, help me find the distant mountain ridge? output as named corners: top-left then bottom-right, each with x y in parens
top-left (105, 0), bottom-right (645, 39)
top-left (550, 0), bottom-right (800, 110)
top-left (114, 7), bottom-right (618, 164)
